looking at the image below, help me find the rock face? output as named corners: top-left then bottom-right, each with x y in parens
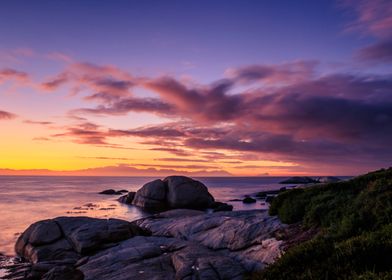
top-left (128, 176), bottom-right (215, 211)
top-left (136, 209), bottom-right (285, 271)
top-left (10, 210), bottom-right (286, 280)
top-left (279, 176), bottom-right (317, 184)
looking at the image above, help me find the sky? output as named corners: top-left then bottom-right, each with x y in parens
top-left (0, 0), bottom-right (391, 176)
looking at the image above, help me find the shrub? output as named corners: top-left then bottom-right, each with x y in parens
top-left (258, 168), bottom-right (392, 279)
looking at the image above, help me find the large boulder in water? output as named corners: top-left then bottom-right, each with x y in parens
top-left (132, 179), bottom-right (167, 210)
top-left (164, 176), bottom-right (214, 209)
top-left (130, 176), bottom-right (215, 211)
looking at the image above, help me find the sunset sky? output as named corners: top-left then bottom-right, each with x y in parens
top-left (1, 0), bottom-right (391, 176)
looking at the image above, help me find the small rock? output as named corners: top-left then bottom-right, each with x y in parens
top-left (117, 192), bottom-right (136, 204)
top-left (98, 189), bottom-right (122, 195)
top-left (211, 202), bottom-right (233, 212)
top-left (242, 196), bottom-right (256, 204)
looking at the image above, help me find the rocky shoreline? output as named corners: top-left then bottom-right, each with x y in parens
top-left (3, 209), bottom-right (295, 280)
top-left (1, 175), bottom-right (325, 280)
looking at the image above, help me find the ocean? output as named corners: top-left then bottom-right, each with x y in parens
top-left (0, 175), bottom-right (291, 256)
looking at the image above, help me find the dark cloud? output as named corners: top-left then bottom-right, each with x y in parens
top-left (356, 40), bottom-right (392, 62)
top-left (155, 158), bottom-right (209, 163)
top-left (35, 60), bottom-right (392, 173)
top-left (227, 60), bottom-right (318, 84)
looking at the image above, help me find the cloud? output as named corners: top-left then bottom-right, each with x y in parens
top-left (226, 60), bottom-right (318, 85)
top-left (71, 96), bottom-right (174, 116)
top-left (342, 0), bottom-right (392, 39)
top-left (41, 62), bottom-right (135, 102)
top-left (155, 158), bottom-right (209, 163)
top-left (0, 68), bottom-right (29, 84)
top-left (342, 0), bottom-right (392, 64)
top-left (0, 110), bottom-right (17, 120)
top-left (28, 59), bottom-right (392, 174)
top-left (356, 40), bottom-right (392, 62)
top-left (24, 120), bottom-right (53, 125)
top-left (46, 52), bottom-right (73, 63)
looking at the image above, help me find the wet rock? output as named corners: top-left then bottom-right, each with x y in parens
top-left (98, 189), bottom-right (122, 195)
top-left (118, 189), bottom-right (129, 193)
top-left (242, 196), bottom-right (256, 204)
top-left (117, 191), bottom-right (135, 204)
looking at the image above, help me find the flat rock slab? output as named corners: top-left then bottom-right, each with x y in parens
top-left (136, 209), bottom-right (285, 271)
top-left (79, 236), bottom-right (245, 280)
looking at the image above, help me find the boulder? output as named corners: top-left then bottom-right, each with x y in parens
top-left (279, 177), bottom-right (317, 184)
top-left (164, 176), bottom-right (215, 209)
top-left (15, 217), bottom-right (146, 264)
top-left (132, 179), bottom-right (167, 210)
top-left (129, 176), bottom-right (215, 211)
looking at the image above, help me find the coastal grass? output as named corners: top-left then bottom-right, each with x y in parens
top-left (257, 168), bottom-right (392, 280)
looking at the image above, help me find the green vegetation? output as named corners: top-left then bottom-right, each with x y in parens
top-left (258, 168), bottom-right (392, 280)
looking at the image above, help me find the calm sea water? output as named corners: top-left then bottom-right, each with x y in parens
top-left (0, 176), bottom-right (289, 256)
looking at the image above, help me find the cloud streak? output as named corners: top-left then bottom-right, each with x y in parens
top-left (0, 110), bottom-right (17, 120)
